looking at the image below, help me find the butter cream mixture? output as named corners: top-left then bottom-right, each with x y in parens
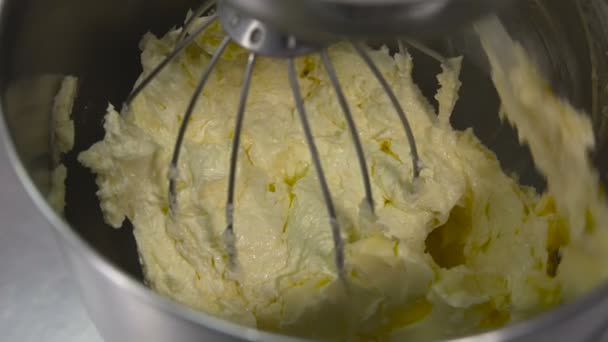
top-left (477, 16), bottom-right (608, 304)
top-left (78, 16), bottom-right (607, 340)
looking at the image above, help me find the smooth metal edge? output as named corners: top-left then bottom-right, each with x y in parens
top-left (220, 0), bottom-right (509, 41)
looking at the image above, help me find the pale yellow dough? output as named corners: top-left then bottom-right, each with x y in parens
top-left (48, 76), bottom-right (78, 215)
top-left (78, 18), bottom-right (606, 340)
top-left (477, 16), bottom-right (608, 303)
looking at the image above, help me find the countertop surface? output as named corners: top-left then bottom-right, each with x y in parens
top-left (0, 128), bottom-right (102, 342)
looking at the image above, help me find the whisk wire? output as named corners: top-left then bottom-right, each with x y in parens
top-left (125, 15), bottom-right (219, 108)
top-left (148, 3), bottom-right (432, 277)
top-left (320, 50), bottom-right (375, 214)
top-left (353, 42), bottom-right (421, 179)
top-left (224, 52), bottom-right (258, 268)
top-left (169, 36), bottom-right (232, 215)
top-left (178, 1), bottom-right (218, 43)
top-left (288, 58), bottom-right (345, 278)
top-left (398, 39), bottom-right (408, 56)
top-left (403, 39), bottom-right (448, 66)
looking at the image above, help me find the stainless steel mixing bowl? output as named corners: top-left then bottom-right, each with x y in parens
top-left (1, 0), bottom-right (608, 340)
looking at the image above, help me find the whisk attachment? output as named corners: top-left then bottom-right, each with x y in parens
top-left (353, 42), bottom-right (421, 178)
top-left (224, 52), bottom-right (258, 269)
top-left (123, 0), bottom-right (439, 280)
top-left (168, 36), bottom-right (231, 215)
top-left (218, 0), bottom-right (323, 58)
top-left (288, 58), bottom-right (346, 279)
top-left (222, 0), bottom-right (510, 43)
top-left (320, 50), bottom-right (375, 214)
top-left (124, 14), bottom-right (219, 108)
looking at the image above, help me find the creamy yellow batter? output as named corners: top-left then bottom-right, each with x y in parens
top-left (77, 16), bottom-right (607, 340)
top-left (477, 16), bottom-right (608, 303)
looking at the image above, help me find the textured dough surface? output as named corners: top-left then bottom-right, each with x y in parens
top-left (477, 16), bottom-right (608, 303)
top-left (48, 76), bottom-right (78, 215)
top-left (78, 18), bottom-right (606, 340)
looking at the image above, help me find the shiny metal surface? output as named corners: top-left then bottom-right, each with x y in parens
top-left (222, 0), bottom-right (510, 41)
top-left (0, 0), bottom-right (608, 341)
top-left (218, 1), bottom-right (323, 58)
top-left (0, 128), bottom-right (101, 342)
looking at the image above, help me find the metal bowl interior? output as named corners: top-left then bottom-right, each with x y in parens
top-left (1, 0), bottom-right (608, 340)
